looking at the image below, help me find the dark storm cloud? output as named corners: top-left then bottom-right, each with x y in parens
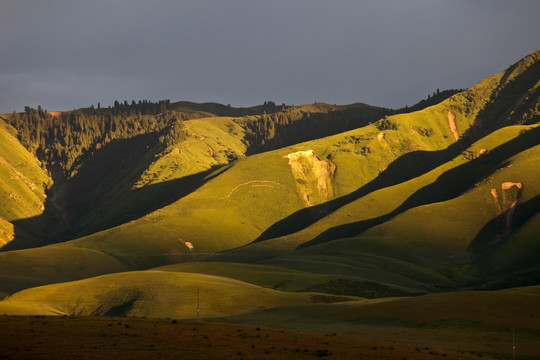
top-left (1, 0), bottom-right (539, 112)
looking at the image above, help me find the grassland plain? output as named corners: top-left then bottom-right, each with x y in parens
top-left (218, 286), bottom-right (540, 359)
top-left (0, 316), bottom-right (498, 360)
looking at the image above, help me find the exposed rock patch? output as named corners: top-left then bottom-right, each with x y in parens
top-left (447, 112), bottom-right (460, 142)
top-left (205, 143), bottom-right (215, 157)
top-left (286, 150), bottom-right (335, 206)
top-left (490, 182), bottom-right (523, 243)
top-left (490, 188), bottom-right (501, 214)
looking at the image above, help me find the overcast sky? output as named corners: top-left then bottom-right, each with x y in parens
top-left (1, 0), bottom-right (539, 113)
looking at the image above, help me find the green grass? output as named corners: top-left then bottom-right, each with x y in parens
top-left (0, 116), bottom-right (51, 247)
top-left (0, 245), bottom-right (129, 294)
top-left (204, 125), bottom-right (537, 281)
top-left (0, 270), bottom-right (354, 318)
top-left (156, 261), bottom-right (375, 293)
top-left (0, 50), bottom-right (538, 315)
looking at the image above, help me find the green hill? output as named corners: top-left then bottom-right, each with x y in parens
top-left (0, 116), bottom-right (51, 248)
top-left (0, 270), bottom-right (356, 318)
top-left (0, 48), bottom-right (538, 344)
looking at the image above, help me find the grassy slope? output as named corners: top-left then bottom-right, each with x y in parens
top-left (0, 51), bottom-right (538, 304)
top-left (199, 125), bottom-right (538, 294)
top-left (102, 125), bottom-right (537, 298)
top-left (64, 90), bottom-right (475, 262)
top-left (0, 270), bottom-right (356, 318)
top-left (0, 245), bottom-right (128, 296)
top-left (156, 262), bottom-right (354, 293)
top-left (66, 116), bottom-right (249, 241)
top-left (184, 51), bottom-right (539, 292)
top-left (135, 116), bottom-right (248, 187)
top-left (0, 116), bottom-right (51, 247)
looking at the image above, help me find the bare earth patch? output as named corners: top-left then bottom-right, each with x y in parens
top-left (447, 111), bottom-right (460, 142)
top-left (285, 150), bottom-right (335, 206)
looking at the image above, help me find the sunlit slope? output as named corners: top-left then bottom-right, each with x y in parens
top-left (34, 49), bottom-right (540, 267)
top-left (0, 108), bottom-right (385, 292)
top-left (0, 245), bottom-right (128, 296)
top-left (0, 116), bottom-right (51, 247)
top-left (66, 119), bottom-right (454, 265)
top-left (203, 125), bottom-right (538, 292)
top-left (49, 116), bottom-right (249, 242)
top-left (134, 116), bottom-right (248, 187)
top-left (2, 124), bottom-right (535, 295)
top-left (0, 270), bottom-right (350, 318)
top-left (1, 49), bottom-right (538, 299)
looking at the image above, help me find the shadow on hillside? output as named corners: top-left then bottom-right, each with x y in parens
top-left (249, 87), bottom-right (528, 245)
top-left (251, 142), bottom-right (464, 244)
top-left (3, 134), bottom-right (228, 251)
top-left (475, 57), bottom-right (540, 134)
top-left (466, 195), bottom-right (540, 290)
top-left (250, 64), bottom-right (540, 247)
top-left (298, 126), bottom-right (540, 249)
top-left (468, 194), bottom-right (540, 262)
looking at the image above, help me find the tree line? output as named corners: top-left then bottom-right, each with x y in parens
top-left (239, 104), bottom-right (392, 154)
top-left (6, 100), bottom-right (185, 178)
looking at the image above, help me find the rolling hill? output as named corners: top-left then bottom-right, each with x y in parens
top-left (0, 48), bottom-right (539, 359)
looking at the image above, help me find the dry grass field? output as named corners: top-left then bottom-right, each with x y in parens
top-left (0, 316), bottom-right (501, 360)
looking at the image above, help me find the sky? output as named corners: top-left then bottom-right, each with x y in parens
top-left (1, 0), bottom-right (539, 113)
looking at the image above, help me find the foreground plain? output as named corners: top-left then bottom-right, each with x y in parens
top-left (0, 316), bottom-right (503, 360)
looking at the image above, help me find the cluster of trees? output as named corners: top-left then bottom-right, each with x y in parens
top-left (107, 99), bottom-right (171, 116)
top-left (7, 100), bottom-right (182, 177)
top-left (239, 105), bottom-right (391, 153)
top-left (400, 89), bottom-right (464, 113)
